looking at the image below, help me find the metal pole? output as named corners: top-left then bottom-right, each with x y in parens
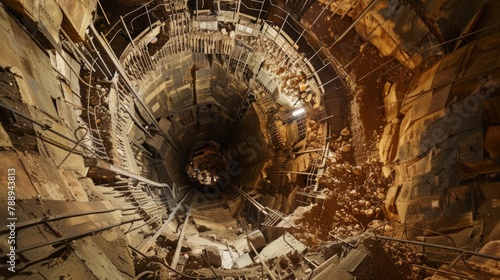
top-left (305, 46), bottom-right (322, 64)
top-left (249, 242), bottom-right (277, 280)
top-left (137, 191), bottom-right (191, 253)
top-left (123, 105), bottom-right (154, 138)
top-left (128, 244), bottom-right (148, 258)
top-left (16, 217), bottom-right (142, 254)
top-left (57, 127), bottom-right (88, 169)
top-left (298, 0), bottom-right (310, 17)
top-left (170, 200), bottom-right (194, 268)
top-left (60, 29), bottom-right (95, 72)
top-left (97, 0), bottom-right (111, 25)
top-left (308, 59), bottom-right (332, 79)
top-left (201, 254), bottom-right (221, 280)
top-left (0, 102), bottom-right (97, 155)
top-left (235, 0), bottom-right (241, 22)
top-left (272, 149), bottom-right (324, 158)
top-left (277, 14), bottom-right (288, 40)
top-left (279, 171), bottom-right (316, 175)
top-left (145, 5), bottom-right (153, 31)
top-left (232, 186), bottom-right (269, 215)
top-left (0, 207), bottom-right (134, 234)
top-left (84, 157), bottom-right (170, 188)
top-left (294, 0), bottom-right (335, 46)
top-left (87, 34), bottom-right (114, 78)
top-left (330, 0), bottom-right (379, 47)
top-left (257, 0), bottom-right (266, 22)
top-left (411, 264), bottom-right (478, 280)
top-left (377, 235), bottom-right (500, 261)
top-left (121, 16), bottom-right (136, 48)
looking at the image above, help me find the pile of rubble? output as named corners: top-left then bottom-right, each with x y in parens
top-left (80, 74), bottom-right (114, 158)
top-left (243, 35), bottom-right (318, 108)
top-left (294, 127), bottom-right (392, 245)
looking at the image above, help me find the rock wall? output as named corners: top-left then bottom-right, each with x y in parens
top-left (382, 31), bottom-right (500, 250)
top-left (320, 0), bottom-right (487, 70)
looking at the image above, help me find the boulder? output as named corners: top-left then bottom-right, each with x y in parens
top-left (205, 246), bottom-right (222, 267)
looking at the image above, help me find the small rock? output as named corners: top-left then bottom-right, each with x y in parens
top-left (382, 166), bottom-right (392, 178)
top-left (341, 144), bottom-right (351, 152)
top-left (358, 200), bottom-right (366, 207)
top-left (279, 257), bottom-right (290, 270)
top-left (365, 209), bottom-right (374, 218)
top-left (384, 225), bottom-right (394, 232)
top-left (368, 220), bottom-right (383, 228)
top-left (344, 163), bottom-right (352, 171)
top-left (340, 128), bottom-right (350, 136)
top-left (352, 167), bottom-right (363, 176)
top-left (377, 193), bottom-right (386, 200)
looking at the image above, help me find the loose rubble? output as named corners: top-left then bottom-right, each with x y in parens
top-left (293, 128), bottom-right (391, 248)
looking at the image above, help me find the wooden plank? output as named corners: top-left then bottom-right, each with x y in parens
top-left (72, 237), bottom-right (128, 279)
top-left (37, 251), bottom-right (98, 280)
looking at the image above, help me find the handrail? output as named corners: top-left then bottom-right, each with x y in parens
top-left (57, 127), bottom-right (88, 168)
top-left (84, 157), bottom-right (171, 188)
top-left (0, 102), bottom-right (100, 158)
top-left (14, 217), bottom-right (143, 254)
top-left (232, 185), bottom-right (269, 215)
top-left (104, 1), bottom-right (154, 38)
top-left (266, 0), bottom-right (350, 91)
top-left (137, 190), bottom-right (192, 253)
top-left (376, 235), bottom-right (500, 262)
top-left (0, 206), bottom-right (136, 234)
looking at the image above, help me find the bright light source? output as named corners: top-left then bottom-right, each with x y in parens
top-left (292, 108), bottom-right (305, 116)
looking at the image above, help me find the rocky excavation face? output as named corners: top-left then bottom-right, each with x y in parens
top-left (293, 127), bottom-right (390, 245)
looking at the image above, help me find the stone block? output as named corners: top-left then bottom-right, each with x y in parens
top-left (383, 82), bottom-right (400, 122)
top-left (205, 246), bottom-right (222, 268)
top-left (57, 0), bottom-right (96, 41)
top-left (246, 230), bottom-right (266, 251)
top-left (378, 123), bottom-right (399, 164)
